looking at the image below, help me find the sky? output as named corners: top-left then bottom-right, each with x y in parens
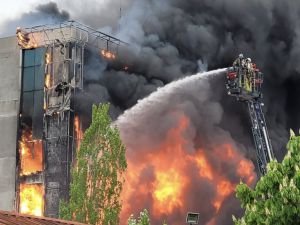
top-left (0, 0), bottom-right (120, 34)
top-left (0, 0), bottom-right (48, 22)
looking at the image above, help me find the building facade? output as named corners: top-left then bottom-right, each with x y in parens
top-left (0, 36), bottom-right (21, 211)
top-left (0, 21), bottom-right (123, 218)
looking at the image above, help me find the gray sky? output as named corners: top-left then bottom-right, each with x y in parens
top-left (0, 0), bottom-right (48, 24)
top-left (0, 0), bottom-right (116, 32)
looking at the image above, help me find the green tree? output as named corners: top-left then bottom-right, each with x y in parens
top-left (128, 209), bottom-right (151, 225)
top-left (60, 104), bottom-right (127, 225)
top-left (127, 209), bottom-right (168, 225)
top-left (233, 130), bottom-right (300, 225)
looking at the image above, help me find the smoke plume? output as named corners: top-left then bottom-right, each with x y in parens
top-left (4, 0), bottom-right (300, 224)
top-left (80, 0), bottom-right (300, 157)
top-left (75, 0), bottom-right (300, 223)
top-left (116, 70), bottom-right (256, 225)
top-left (66, 0), bottom-right (300, 223)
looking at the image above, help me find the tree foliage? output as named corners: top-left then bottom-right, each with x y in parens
top-left (59, 104), bottom-right (127, 225)
top-left (127, 209), bottom-right (168, 225)
top-left (233, 130), bottom-right (300, 225)
top-left (127, 209), bottom-right (151, 225)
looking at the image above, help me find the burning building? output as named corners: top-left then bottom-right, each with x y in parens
top-left (0, 21), bottom-right (124, 218)
top-left (116, 71), bottom-right (258, 225)
top-left (1, 0), bottom-right (299, 223)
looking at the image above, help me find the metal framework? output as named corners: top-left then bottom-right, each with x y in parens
top-left (17, 20), bottom-right (127, 217)
top-left (247, 101), bottom-right (274, 175)
top-left (226, 56), bottom-right (275, 175)
top-left (22, 20), bottom-right (127, 54)
top-left (43, 41), bottom-right (84, 217)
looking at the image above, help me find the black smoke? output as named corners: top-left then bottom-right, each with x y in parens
top-left (77, 0), bottom-right (300, 158)
top-left (116, 70), bottom-right (254, 225)
top-left (4, 0), bottom-right (300, 224)
top-left (72, 0), bottom-right (300, 224)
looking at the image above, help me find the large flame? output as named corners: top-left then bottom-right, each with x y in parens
top-left (154, 169), bottom-right (185, 214)
top-left (19, 130), bottom-right (43, 176)
top-left (20, 184), bottom-right (44, 216)
top-left (121, 115), bottom-right (256, 225)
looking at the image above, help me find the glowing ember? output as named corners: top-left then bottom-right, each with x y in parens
top-left (45, 74), bottom-right (51, 89)
top-left (101, 49), bottom-right (116, 60)
top-left (19, 131), bottom-right (43, 176)
top-left (20, 184), bottom-right (44, 216)
top-left (74, 115), bottom-right (83, 149)
top-left (45, 53), bottom-right (51, 64)
top-left (120, 115), bottom-right (257, 225)
top-left (16, 27), bottom-right (36, 49)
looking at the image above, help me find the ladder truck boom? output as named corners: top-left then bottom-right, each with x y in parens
top-left (226, 54), bottom-right (274, 175)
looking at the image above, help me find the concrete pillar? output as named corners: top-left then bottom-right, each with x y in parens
top-left (0, 36), bottom-right (20, 211)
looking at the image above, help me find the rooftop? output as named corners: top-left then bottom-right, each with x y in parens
top-left (17, 20), bottom-right (126, 53)
top-left (0, 211), bottom-right (88, 225)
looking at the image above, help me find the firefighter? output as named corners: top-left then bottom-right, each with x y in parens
top-left (233, 53), bottom-right (245, 67)
top-left (244, 58), bottom-right (254, 92)
top-left (233, 54), bottom-right (246, 89)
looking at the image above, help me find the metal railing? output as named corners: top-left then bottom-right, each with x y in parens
top-left (21, 20), bottom-right (127, 53)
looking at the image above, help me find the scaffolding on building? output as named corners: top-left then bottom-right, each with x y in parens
top-left (20, 20), bottom-right (126, 55)
top-left (17, 20), bottom-right (127, 217)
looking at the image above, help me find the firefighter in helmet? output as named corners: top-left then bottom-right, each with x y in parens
top-left (244, 58), bottom-right (254, 92)
top-left (233, 53), bottom-right (245, 67)
top-left (233, 54), bottom-right (246, 89)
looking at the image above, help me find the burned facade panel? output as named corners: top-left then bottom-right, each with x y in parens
top-left (43, 42), bottom-right (84, 217)
top-left (44, 114), bottom-right (74, 217)
top-left (14, 21), bottom-right (124, 218)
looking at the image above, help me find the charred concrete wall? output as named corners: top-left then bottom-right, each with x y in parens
top-left (44, 114), bottom-right (74, 217)
top-left (43, 42), bottom-right (83, 217)
top-left (0, 36), bottom-right (20, 211)
top-left (0, 23), bottom-right (106, 216)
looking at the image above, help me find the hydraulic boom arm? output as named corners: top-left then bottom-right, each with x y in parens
top-left (247, 100), bottom-right (274, 175)
top-left (226, 54), bottom-right (274, 175)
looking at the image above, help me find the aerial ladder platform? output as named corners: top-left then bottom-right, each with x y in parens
top-left (226, 54), bottom-right (274, 175)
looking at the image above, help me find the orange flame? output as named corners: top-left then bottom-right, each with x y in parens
top-left (19, 131), bottom-right (43, 176)
top-left (45, 74), bottom-right (51, 89)
top-left (154, 170), bottom-right (184, 214)
top-left (45, 53), bottom-right (51, 64)
top-left (16, 27), bottom-right (37, 49)
top-left (195, 150), bottom-right (213, 180)
top-left (237, 159), bottom-right (256, 184)
top-left (20, 184), bottom-right (44, 216)
top-left (101, 49), bottom-right (116, 60)
top-left (74, 116), bottom-right (83, 150)
top-left (120, 115), bottom-right (256, 225)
